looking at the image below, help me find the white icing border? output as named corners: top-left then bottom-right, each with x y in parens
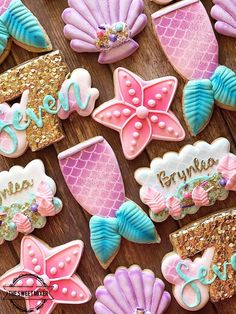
top-left (152, 0), bottom-right (199, 19)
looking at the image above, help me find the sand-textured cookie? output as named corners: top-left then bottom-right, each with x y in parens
top-left (211, 0), bottom-right (236, 38)
top-left (58, 136), bottom-right (160, 269)
top-left (0, 160), bottom-right (62, 244)
top-left (152, 0), bottom-right (236, 136)
top-left (135, 137), bottom-right (236, 222)
top-left (0, 0), bottom-right (52, 64)
top-left (93, 68), bottom-right (185, 160)
top-left (161, 208), bottom-right (236, 311)
top-left (0, 51), bottom-right (99, 158)
top-left (95, 265), bottom-right (171, 314)
top-left (0, 235), bottom-right (91, 313)
top-left (62, 0), bottom-right (147, 64)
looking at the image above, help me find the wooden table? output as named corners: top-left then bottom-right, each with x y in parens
top-left (0, 0), bottom-right (235, 313)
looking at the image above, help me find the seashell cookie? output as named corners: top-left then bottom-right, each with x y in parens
top-left (95, 265), bottom-right (171, 313)
top-left (62, 0), bottom-right (147, 64)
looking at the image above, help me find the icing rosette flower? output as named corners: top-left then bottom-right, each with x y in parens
top-left (94, 265), bottom-right (171, 314)
top-left (166, 196), bottom-right (182, 217)
top-left (36, 181), bottom-right (56, 217)
top-left (12, 213), bottom-right (33, 234)
top-left (143, 187), bottom-right (166, 214)
top-left (192, 186), bottom-right (210, 207)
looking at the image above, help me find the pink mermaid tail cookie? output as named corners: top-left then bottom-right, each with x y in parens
top-left (92, 68), bottom-right (185, 160)
top-left (0, 236), bottom-right (91, 313)
top-left (95, 265), bottom-right (171, 314)
top-left (152, 0), bottom-right (236, 136)
top-left (211, 0), bottom-right (236, 38)
top-left (62, 0), bottom-right (147, 64)
top-left (58, 136), bottom-right (159, 269)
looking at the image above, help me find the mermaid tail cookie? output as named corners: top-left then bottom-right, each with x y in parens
top-left (0, 0), bottom-right (52, 64)
top-left (58, 136), bottom-right (159, 268)
top-left (152, 0), bottom-right (236, 135)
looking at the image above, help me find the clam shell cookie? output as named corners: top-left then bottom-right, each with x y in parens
top-left (62, 0), bottom-right (147, 64)
top-left (58, 136), bottom-right (160, 269)
top-left (152, 0), bottom-right (236, 136)
top-left (0, 0), bottom-right (52, 64)
top-left (95, 265), bottom-right (171, 314)
top-left (161, 208), bottom-right (236, 311)
top-left (135, 137), bottom-right (236, 222)
top-left (0, 160), bottom-right (62, 244)
top-left (0, 235), bottom-right (91, 313)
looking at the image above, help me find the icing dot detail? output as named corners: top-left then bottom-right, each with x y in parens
top-left (71, 291), bottom-right (77, 297)
top-left (123, 108), bottom-right (131, 116)
top-left (29, 250), bottom-right (35, 257)
top-left (66, 257), bottom-right (71, 263)
top-left (136, 107), bottom-right (148, 119)
top-left (130, 147), bottom-right (134, 152)
top-left (99, 114), bottom-right (104, 119)
top-left (79, 293), bottom-right (84, 299)
top-left (17, 280), bottom-right (23, 287)
top-left (151, 116), bottom-right (158, 123)
top-left (59, 262), bottom-right (65, 269)
top-left (106, 112), bottom-right (112, 119)
top-left (155, 93), bottom-right (162, 100)
top-left (162, 87), bottom-right (168, 94)
top-left (34, 265), bottom-right (41, 273)
top-left (168, 81), bottom-right (173, 86)
top-left (27, 244), bottom-right (31, 248)
top-left (168, 127), bottom-right (174, 133)
top-left (132, 97), bottom-right (140, 105)
top-left (133, 132), bottom-right (140, 138)
top-left (131, 140), bottom-right (137, 146)
top-left (73, 250), bottom-right (79, 255)
top-left (175, 132), bottom-right (179, 137)
top-left (32, 258), bottom-right (38, 265)
top-left (50, 267), bottom-right (57, 275)
top-left (128, 89), bottom-right (135, 96)
top-left (158, 122), bottom-right (166, 129)
top-left (113, 110), bottom-right (121, 118)
top-left (53, 284), bottom-right (59, 291)
top-left (125, 80), bottom-right (131, 87)
top-left (62, 288), bottom-right (68, 294)
top-left (135, 122), bottom-right (143, 130)
top-left (148, 99), bottom-right (156, 107)
top-left (26, 278), bottom-right (34, 287)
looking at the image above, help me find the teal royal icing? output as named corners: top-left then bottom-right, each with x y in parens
top-left (89, 200), bottom-right (159, 265)
top-left (1, 0), bottom-right (49, 49)
top-left (0, 81), bottom-right (91, 155)
top-left (0, 20), bottom-right (9, 55)
top-left (176, 252), bottom-right (236, 308)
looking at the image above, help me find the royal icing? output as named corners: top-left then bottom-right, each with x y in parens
top-left (0, 51), bottom-right (99, 158)
top-left (58, 136), bottom-right (159, 269)
top-left (0, 235), bottom-right (91, 313)
top-left (95, 265), bottom-right (171, 314)
top-left (162, 208), bottom-right (236, 310)
top-left (152, 0), bottom-right (236, 136)
top-left (211, 0), bottom-right (236, 38)
top-left (62, 0), bottom-right (147, 64)
top-left (0, 0), bottom-right (52, 64)
top-left (135, 137), bottom-right (236, 222)
top-left (92, 68), bottom-right (185, 160)
top-left (0, 160), bottom-right (62, 244)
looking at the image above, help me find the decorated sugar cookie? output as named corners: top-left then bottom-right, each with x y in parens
top-left (95, 265), bottom-right (171, 314)
top-left (211, 0), bottom-right (236, 38)
top-left (0, 51), bottom-right (99, 158)
top-left (58, 136), bottom-right (160, 269)
top-left (135, 137), bottom-right (236, 222)
top-left (0, 235), bottom-right (91, 313)
top-left (161, 208), bottom-right (236, 311)
top-left (152, 0), bottom-right (236, 136)
top-left (62, 0), bottom-right (147, 64)
top-left (0, 160), bottom-right (62, 244)
top-left (93, 68), bottom-right (185, 160)
top-left (0, 0), bottom-right (52, 64)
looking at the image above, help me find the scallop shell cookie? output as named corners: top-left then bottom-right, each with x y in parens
top-left (62, 0), bottom-right (147, 64)
top-left (135, 137), bottom-right (236, 222)
top-left (0, 160), bottom-right (62, 244)
top-left (161, 208), bottom-right (236, 311)
top-left (95, 265), bottom-right (171, 314)
top-left (0, 0), bottom-right (52, 64)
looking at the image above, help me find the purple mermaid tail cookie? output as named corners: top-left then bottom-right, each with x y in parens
top-left (94, 265), bottom-right (171, 314)
top-left (62, 0), bottom-right (147, 64)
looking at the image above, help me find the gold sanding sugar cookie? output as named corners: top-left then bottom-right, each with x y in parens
top-left (0, 50), bottom-right (69, 151)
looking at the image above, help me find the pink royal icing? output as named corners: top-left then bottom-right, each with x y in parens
top-left (12, 213), bottom-right (33, 234)
top-left (36, 182), bottom-right (57, 217)
top-left (166, 196), bottom-right (182, 217)
top-left (0, 236), bottom-right (91, 313)
top-left (192, 186), bottom-right (210, 207)
top-left (143, 187), bottom-right (166, 214)
top-left (92, 68), bottom-right (185, 160)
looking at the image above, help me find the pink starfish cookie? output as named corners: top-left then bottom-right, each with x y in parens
top-left (92, 68), bottom-right (185, 159)
top-left (0, 236), bottom-right (91, 314)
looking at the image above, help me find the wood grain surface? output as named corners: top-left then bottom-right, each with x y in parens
top-left (0, 0), bottom-right (235, 313)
